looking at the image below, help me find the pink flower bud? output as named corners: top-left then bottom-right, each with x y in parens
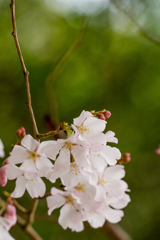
top-left (4, 204), bottom-right (17, 226)
top-left (0, 165), bottom-right (7, 187)
top-left (97, 113), bottom-right (105, 120)
top-left (104, 111), bottom-right (111, 119)
top-left (155, 145), bottom-right (160, 155)
top-left (122, 152), bottom-right (131, 163)
top-left (6, 204), bottom-right (16, 217)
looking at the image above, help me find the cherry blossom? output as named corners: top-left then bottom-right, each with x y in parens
top-left (6, 163), bottom-right (46, 198)
top-left (0, 217), bottom-right (15, 240)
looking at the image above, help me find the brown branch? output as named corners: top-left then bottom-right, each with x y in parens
top-left (110, 0), bottom-right (160, 47)
top-left (102, 221), bottom-right (133, 240)
top-left (13, 199), bottom-right (29, 214)
top-left (17, 215), bottom-right (43, 240)
top-left (27, 198), bottom-right (39, 225)
top-left (10, 0), bottom-right (39, 139)
top-left (36, 129), bottom-right (65, 139)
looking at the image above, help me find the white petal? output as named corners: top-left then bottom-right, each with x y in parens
top-left (59, 204), bottom-right (84, 232)
top-left (87, 212), bottom-right (105, 228)
top-left (26, 178), bottom-right (46, 198)
top-left (40, 140), bottom-right (62, 160)
top-left (84, 117), bottom-right (106, 132)
top-left (73, 110), bottom-right (92, 126)
top-left (90, 154), bottom-right (107, 172)
top-left (101, 146), bottom-right (121, 165)
top-left (105, 131), bottom-right (118, 144)
top-left (104, 165), bottom-right (125, 181)
top-left (0, 139), bottom-right (5, 158)
top-left (111, 194), bottom-right (131, 209)
top-left (11, 176), bottom-right (26, 198)
top-left (71, 145), bottom-right (88, 167)
top-left (21, 134), bottom-right (39, 152)
top-left (54, 148), bottom-right (70, 173)
top-left (47, 195), bottom-right (65, 215)
top-left (35, 157), bottom-right (53, 176)
top-left (20, 159), bottom-right (37, 174)
top-left (103, 206), bottom-right (124, 223)
top-left (9, 145), bottom-right (29, 164)
top-left (6, 163), bottom-right (23, 180)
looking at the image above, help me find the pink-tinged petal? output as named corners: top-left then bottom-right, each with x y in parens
top-left (11, 176), bottom-right (26, 198)
top-left (90, 143), bottom-right (104, 153)
top-left (84, 117), bottom-right (106, 132)
top-left (102, 206), bottom-right (124, 223)
top-left (71, 145), bottom-right (88, 167)
top-left (59, 204), bottom-right (84, 232)
top-left (6, 163), bottom-right (23, 180)
top-left (54, 148), bottom-right (70, 173)
top-left (9, 145), bottom-right (29, 164)
top-left (73, 110), bottom-right (92, 126)
top-left (104, 165), bottom-right (125, 181)
top-left (20, 159), bottom-right (37, 174)
top-left (87, 212), bottom-right (105, 228)
top-left (101, 146), bottom-right (121, 165)
top-left (21, 134), bottom-right (39, 152)
top-left (82, 132), bottom-right (106, 145)
top-left (95, 185), bottom-right (106, 201)
top-left (111, 194), bottom-right (131, 209)
top-left (0, 139), bottom-right (5, 158)
top-left (105, 131), bottom-right (118, 144)
top-left (26, 178), bottom-right (45, 198)
top-left (90, 154), bottom-right (107, 172)
top-left (40, 140), bottom-right (63, 160)
top-left (47, 195), bottom-right (65, 215)
top-left (35, 157), bottom-right (53, 175)
top-left (104, 180), bottom-right (128, 202)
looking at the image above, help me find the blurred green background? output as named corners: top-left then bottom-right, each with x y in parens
top-left (1, 0), bottom-right (160, 239)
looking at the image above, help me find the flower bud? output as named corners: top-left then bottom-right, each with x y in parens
top-left (0, 164), bottom-right (7, 187)
top-left (104, 111), bottom-right (111, 119)
top-left (122, 152), bottom-right (131, 163)
top-left (155, 145), bottom-right (160, 155)
top-left (4, 203), bottom-right (17, 226)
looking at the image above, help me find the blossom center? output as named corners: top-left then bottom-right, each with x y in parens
top-left (77, 124), bottom-right (90, 135)
top-left (65, 195), bottom-right (75, 205)
top-left (98, 177), bottom-right (107, 185)
top-left (28, 150), bottom-right (40, 162)
top-left (75, 183), bottom-right (85, 192)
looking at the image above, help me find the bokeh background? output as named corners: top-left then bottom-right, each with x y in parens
top-left (0, 0), bottom-right (160, 239)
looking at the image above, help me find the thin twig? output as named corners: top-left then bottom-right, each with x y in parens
top-left (27, 198), bottom-right (39, 225)
top-left (111, 0), bottom-right (160, 47)
top-left (10, 0), bottom-right (39, 139)
top-left (13, 199), bottom-right (29, 214)
top-left (17, 215), bottom-right (43, 240)
top-left (45, 15), bottom-right (89, 128)
top-left (36, 129), bottom-right (64, 139)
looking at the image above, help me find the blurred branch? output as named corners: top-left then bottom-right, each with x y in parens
top-left (13, 199), bottom-right (29, 214)
top-left (45, 15), bottom-right (89, 129)
top-left (17, 215), bottom-right (42, 240)
top-left (111, 0), bottom-right (160, 47)
top-left (27, 198), bottom-right (39, 226)
top-left (35, 213), bottom-right (132, 240)
top-left (102, 221), bottom-right (133, 240)
top-left (10, 0), bottom-right (39, 139)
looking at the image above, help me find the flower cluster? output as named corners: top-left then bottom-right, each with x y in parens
top-left (1, 110), bottom-right (130, 232)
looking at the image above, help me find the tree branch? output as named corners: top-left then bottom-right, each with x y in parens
top-left (17, 215), bottom-right (43, 240)
top-left (102, 221), bottom-right (132, 240)
top-left (10, 0), bottom-right (39, 139)
top-left (36, 129), bottom-right (64, 139)
top-left (111, 0), bottom-right (160, 47)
